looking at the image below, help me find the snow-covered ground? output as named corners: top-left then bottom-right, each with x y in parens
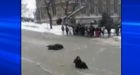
top-left (22, 22), bottom-right (121, 75)
top-left (22, 22), bottom-right (62, 35)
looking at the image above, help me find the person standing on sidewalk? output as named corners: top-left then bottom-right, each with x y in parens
top-left (66, 25), bottom-right (69, 36)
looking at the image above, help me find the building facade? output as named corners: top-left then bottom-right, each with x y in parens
top-left (35, 0), bottom-right (121, 23)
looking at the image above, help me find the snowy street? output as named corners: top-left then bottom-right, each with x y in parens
top-left (22, 22), bottom-right (121, 75)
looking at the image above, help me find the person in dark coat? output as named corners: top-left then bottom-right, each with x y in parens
top-left (106, 27), bottom-right (111, 37)
top-left (79, 25), bottom-right (83, 36)
top-left (56, 18), bottom-right (62, 25)
top-left (115, 23), bottom-right (120, 36)
top-left (81, 25), bottom-right (85, 36)
top-left (95, 27), bottom-right (101, 37)
top-left (76, 23), bottom-right (81, 35)
top-left (89, 23), bottom-right (95, 37)
top-left (73, 56), bottom-right (88, 69)
top-left (100, 13), bottom-right (113, 38)
top-left (47, 44), bottom-right (64, 50)
top-left (74, 25), bottom-right (79, 35)
top-left (73, 56), bottom-right (82, 64)
top-left (61, 25), bottom-right (65, 34)
top-left (65, 25), bottom-right (69, 36)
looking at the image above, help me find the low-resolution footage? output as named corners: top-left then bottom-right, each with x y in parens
top-left (22, 0), bottom-right (121, 75)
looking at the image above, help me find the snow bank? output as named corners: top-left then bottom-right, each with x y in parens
top-left (22, 22), bottom-right (63, 35)
top-left (22, 22), bottom-right (45, 32)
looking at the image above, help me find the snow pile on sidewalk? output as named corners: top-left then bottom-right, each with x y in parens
top-left (22, 22), bottom-right (46, 32)
top-left (22, 22), bottom-right (62, 35)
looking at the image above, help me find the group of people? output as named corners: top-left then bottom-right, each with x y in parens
top-left (59, 16), bottom-right (120, 37)
top-left (72, 23), bottom-right (104, 37)
top-left (61, 22), bottom-right (112, 38)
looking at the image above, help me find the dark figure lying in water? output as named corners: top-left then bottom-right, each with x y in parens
top-left (73, 56), bottom-right (88, 69)
top-left (47, 44), bottom-right (64, 50)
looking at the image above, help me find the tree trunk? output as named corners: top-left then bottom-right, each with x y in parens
top-left (51, 0), bottom-right (56, 16)
top-left (47, 9), bottom-right (52, 29)
top-left (46, 1), bottom-right (53, 29)
top-left (48, 12), bottom-right (52, 29)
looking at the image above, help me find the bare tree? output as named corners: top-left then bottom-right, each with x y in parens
top-left (50, 0), bottom-right (56, 16)
top-left (60, 0), bottom-right (86, 26)
top-left (45, 0), bottom-right (53, 29)
top-left (60, 0), bottom-right (79, 17)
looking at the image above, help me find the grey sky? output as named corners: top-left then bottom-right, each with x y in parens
top-left (22, 0), bottom-right (36, 10)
